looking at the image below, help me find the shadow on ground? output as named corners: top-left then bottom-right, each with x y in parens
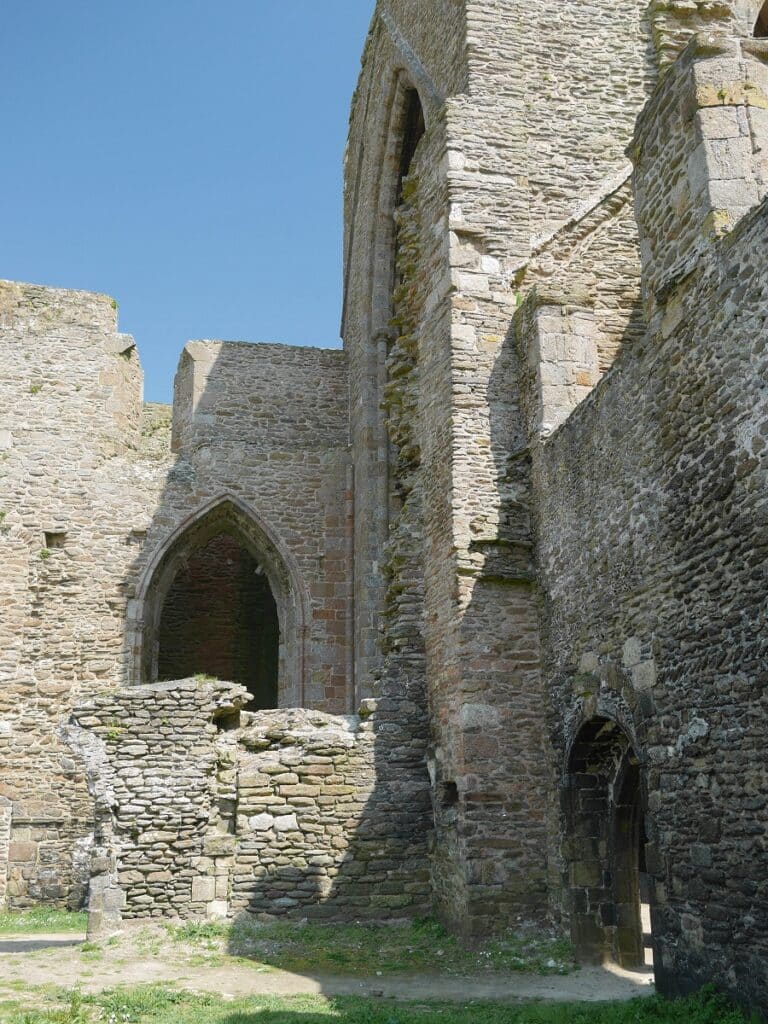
top-left (0, 935), bottom-right (83, 952)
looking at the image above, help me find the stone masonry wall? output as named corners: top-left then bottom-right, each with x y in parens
top-left (0, 282), bottom-right (145, 907)
top-left (0, 797), bottom-right (11, 909)
top-left (0, 282), bottom-right (351, 907)
top-left (343, 0), bottom-right (660, 936)
top-left (522, 37), bottom-right (768, 1014)
top-left (160, 341), bottom-right (351, 711)
top-left (69, 682), bottom-right (430, 926)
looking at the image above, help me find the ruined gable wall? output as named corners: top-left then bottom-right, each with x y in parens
top-left (0, 283), bottom-right (352, 908)
top-left (163, 341), bottom-right (351, 712)
top-left (521, 38), bottom-right (768, 1013)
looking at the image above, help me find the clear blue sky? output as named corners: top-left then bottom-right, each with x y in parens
top-left (1, 2), bottom-right (374, 402)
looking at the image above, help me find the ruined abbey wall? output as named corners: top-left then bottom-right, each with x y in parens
top-left (518, 34), bottom-right (768, 1010)
top-left (68, 684), bottom-right (429, 932)
top-left (0, 283), bottom-right (352, 908)
top-left (2, 0), bottom-right (768, 1015)
top-left (343, 0), bottom-right (660, 936)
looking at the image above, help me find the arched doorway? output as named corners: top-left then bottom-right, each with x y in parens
top-left (156, 530), bottom-right (279, 709)
top-left (756, 0), bottom-right (768, 36)
top-left (564, 716), bottom-right (652, 968)
top-left (131, 496), bottom-right (308, 707)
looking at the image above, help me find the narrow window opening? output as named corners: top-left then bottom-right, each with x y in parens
top-left (44, 531), bottom-right (66, 549)
top-left (441, 781), bottom-right (459, 808)
top-left (756, 1), bottom-right (768, 36)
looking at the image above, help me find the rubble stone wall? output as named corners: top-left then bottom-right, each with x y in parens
top-left (522, 42), bottom-right (768, 1010)
top-left (71, 683), bottom-right (430, 925)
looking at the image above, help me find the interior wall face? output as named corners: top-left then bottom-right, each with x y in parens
top-left (342, 0), bottom-right (468, 696)
top-left (523, 169), bottom-right (768, 1017)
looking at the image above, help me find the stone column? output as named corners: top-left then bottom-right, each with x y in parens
top-left (86, 841), bottom-right (125, 940)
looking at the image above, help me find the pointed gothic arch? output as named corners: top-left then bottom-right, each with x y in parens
top-left (128, 494), bottom-right (309, 706)
top-left (756, 0), bottom-right (768, 36)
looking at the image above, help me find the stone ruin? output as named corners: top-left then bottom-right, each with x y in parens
top-left (0, 0), bottom-right (767, 1016)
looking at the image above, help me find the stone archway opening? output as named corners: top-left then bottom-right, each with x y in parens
top-left (133, 497), bottom-right (308, 708)
top-left (156, 530), bottom-right (279, 710)
top-left (756, 0), bottom-right (768, 35)
top-left (564, 716), bottom-right (653, 969)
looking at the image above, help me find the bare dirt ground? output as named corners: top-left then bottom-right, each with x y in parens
top-left (0, 926), bottom-right (654, 1005)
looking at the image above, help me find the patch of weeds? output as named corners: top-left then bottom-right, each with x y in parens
top-left (10, 988), bottom-right (89, 1023)
top-left (29, 383), bottom-right (42, 395)
top-left (133, 928), bottom-right (162, 957)
top-left (165, 920), bottom-right (229, 945)
top-left (79, 940), bottom-right (102, 961)
top-left (39, 549), bottom-right (52, 561)
top-left (0, 909), bottom-right (87, 935)
top-left (93, 984), bottom-right (202, 1022)
top-left (184, 952), bottom-right (225, 968)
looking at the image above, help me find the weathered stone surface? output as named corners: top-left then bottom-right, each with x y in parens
top-left (1, 1), bottom-right (767, 1017)
top-left (66, 692), bottom-right (429, 924)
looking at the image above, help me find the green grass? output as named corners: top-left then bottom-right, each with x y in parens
top-left (1, 984), bottom-right (755, 1024)
top-left (0, 910), bottom-right (87, 935)
top-left (167, 917), bottom-right (575, 976)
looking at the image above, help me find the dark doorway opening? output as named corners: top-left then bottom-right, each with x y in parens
top-left (564, 716), bottom-right (653, 969)
top-left (756, 1), bottom-right (768, 36)
top-left (157, 530), bottom-right (279, 710)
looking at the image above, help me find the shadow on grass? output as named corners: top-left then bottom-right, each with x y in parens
top-left (222, 913), bottom-right (576, 979)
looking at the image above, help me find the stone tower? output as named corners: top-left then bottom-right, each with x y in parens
top-left (343, 0), bottom-right (654, 934)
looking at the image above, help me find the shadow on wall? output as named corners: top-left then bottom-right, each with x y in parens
top-left (74, 338), bottom-right (432, 931)
top-left (483, 268), bottom-right (654, 964)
